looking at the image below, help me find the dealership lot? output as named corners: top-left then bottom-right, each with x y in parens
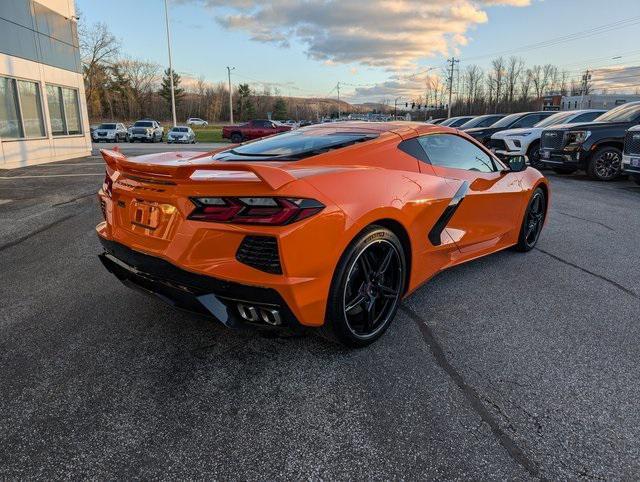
top-left (1, 147), bottom-right (639, 479)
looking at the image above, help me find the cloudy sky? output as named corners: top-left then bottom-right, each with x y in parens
top-left (77, 0), bottom-right (640, 102)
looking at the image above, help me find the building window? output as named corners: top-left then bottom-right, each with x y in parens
top-left (0, 76), bottom-right (46, 140)
top-left (46, 84), bottom-right (82, 136)
top-left (17, 80), bottom-right (46, 138)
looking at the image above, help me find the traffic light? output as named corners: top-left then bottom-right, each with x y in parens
top-left (411, 102), bottom-right (415, 109)
top-left (405, 102), bottom-right (408, 108)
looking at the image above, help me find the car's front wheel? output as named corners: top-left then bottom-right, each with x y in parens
top-left (322, 226), bottom-right (406, 347)
top-left (587, 147), bottom-right (622, 181)
top-left (515, 187), bottom-right (547, 252)
top-left (527, 141), bottom-right (543, 169)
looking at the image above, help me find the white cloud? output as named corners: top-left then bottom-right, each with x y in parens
top-left (183, 0), bottom-right (532, 70)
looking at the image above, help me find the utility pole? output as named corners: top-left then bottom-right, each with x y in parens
top-left (447, 57), bottom-right (459, 118)
top-left (580, 69), bottom-right (591, 109)
top-left (227, 66), bottom-right (235, 124)
top-left (336, 82), bottom-right (341, 120)
top-left (163, 0), bottom-right (176, 127)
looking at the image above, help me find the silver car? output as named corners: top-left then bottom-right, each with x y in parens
top-left (92, 122), bottom-right (128, 142)
top-left (167, 126), bottom-right (196, 144)
top-left (186, 117), bottom-right (208, 127)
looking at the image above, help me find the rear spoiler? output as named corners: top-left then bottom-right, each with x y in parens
top-left (100, 148), bottom-right (296, 190)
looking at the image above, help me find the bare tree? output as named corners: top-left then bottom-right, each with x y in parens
top-left (491, 57), bottom-right (506, 111)
top-left (80, 22), bottom-right (120, 116)
top-left (505, 56), bottom-right (524, 107)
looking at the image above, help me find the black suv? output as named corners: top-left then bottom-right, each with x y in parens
top-left (622, 124), bottom-right (640, 185)
top-left (540, 101), bottom-right (640, 181)
top-left (465, 111), bottom-right (554, 146)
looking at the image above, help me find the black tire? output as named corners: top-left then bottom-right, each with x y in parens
top-left (230, 133), bottom-right (242, 144)
top-left (587, 146), bottom-right (622, 181)
top-left (320, 225), bottom-right (406, 348)
top-left (514, 187), bottom-right (547, 252)
top-left (552, 167), bottom-right (576, 175)
top-left (527, 141), bottom-right (543, 169)
top-left (631, 174), bottom-right (640, 186)
top-left (129, 138), bottom-right (135, 143)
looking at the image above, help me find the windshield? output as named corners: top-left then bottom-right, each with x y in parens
top-left (220, 130), bottom-right (377, 160)
top-left (440, 117), bottom-right (464, 127)
top-left (459, 115), bottom-right (501, 129)
top-left (98, 123), bottom-right (116, 129)
top-left (134, 121), bottom-right (153, 127)
top-left (171, 127), bottom-right (188, 132)
top-left (491, 113), bottom-right (523, 128)
top-left (595, 103), bottom-right (640, 123)
top-left (535, 111), bottom-right (574, 128)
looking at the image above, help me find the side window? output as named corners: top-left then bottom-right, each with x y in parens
top-left (418, 134), bottom-right (497, 173)
top-left (571, 112), bottom-right (601, 123)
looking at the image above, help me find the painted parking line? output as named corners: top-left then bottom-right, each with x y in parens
top-left (0, 173), bottom-right (104, 180)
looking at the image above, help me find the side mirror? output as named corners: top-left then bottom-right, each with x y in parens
top-left (506, 155), bottom-right (527, 173)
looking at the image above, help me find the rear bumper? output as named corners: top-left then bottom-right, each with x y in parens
top-left (98, 237), bottom-right (301, 330)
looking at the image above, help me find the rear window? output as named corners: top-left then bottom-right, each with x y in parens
top-left (98, 123), bottom-right (116, 129)
top-left (216, 130), bottom-right (378, 161)
top-left (134, 121), bottom-right (153, 127)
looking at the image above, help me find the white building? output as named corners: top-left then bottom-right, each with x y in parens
top-left (561, 94), bottom-right (640, 111)
top-left (0, 0), bottom-right (91, 169)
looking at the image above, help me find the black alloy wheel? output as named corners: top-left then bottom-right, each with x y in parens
top-left (231, 133), bottom-right (242, 144)
top-left (588, 147), bottom-right (622, 181)
top-left (527, 142), bottom-right (543, 169)
top-left (515, 187), bottom-right (546, 252)
top-left (322, 226), bottom-right (406, 347)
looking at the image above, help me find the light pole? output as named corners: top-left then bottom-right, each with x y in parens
top-left (163, 0), bottom-right (176, 127)
top-left (227, 66), bottom-right (235, 124)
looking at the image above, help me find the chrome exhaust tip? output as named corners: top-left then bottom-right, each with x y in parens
top-left (237, 303), bottom-right (282, 326)
top-left (259, 308), bottom-right (282, 326)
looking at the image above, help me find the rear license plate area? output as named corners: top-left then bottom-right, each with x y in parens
top-left (123, 199), bottom-right (177, 239)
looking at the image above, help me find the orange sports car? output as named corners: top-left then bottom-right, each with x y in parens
top-left (96, 122), bottom-right (549, 347)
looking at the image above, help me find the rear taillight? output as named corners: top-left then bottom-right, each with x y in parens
top-left (103, 171), bottom-right (113, 197)
top-left (188, 197), bottom-right (324, 225)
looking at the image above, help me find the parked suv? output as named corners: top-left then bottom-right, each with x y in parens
top-left (490, 110), bottom-right (605, 168)
top-left (92, 122), bottom-right (128, 142)
top-left (128, 120), bottom-right (164, 143)
top-left (466, 111), bottom-right (555, 146)
top-left (622, 125), bottom-right (640, 185)
top-left (540, 101), bottom-right (640, 180)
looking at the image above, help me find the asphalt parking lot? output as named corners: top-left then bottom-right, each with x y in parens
top-left (1, 145), bottom-right (639, 479)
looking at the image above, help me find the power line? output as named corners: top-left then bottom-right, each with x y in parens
top-left (460, 16), bottom-right (640, 63)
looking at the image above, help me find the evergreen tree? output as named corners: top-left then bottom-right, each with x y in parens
top-left (272, 97), bottom-right (287, 120)
top-left (159, 68), bottom-right (185, 116)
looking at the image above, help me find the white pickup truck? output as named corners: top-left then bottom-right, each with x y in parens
top-left (128, 120), bottom-right (164, 143)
